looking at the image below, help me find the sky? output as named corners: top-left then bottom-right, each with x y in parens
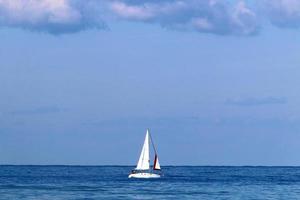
top-left (0, 0), bottom-right (300, 166)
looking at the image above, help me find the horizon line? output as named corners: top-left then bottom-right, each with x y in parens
top-left (1, 164), bottom-right (300, 167)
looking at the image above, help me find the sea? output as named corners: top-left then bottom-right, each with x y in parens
top-left (0, 166), bottom-right (300, 199)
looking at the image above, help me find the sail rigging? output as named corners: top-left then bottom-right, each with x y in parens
top-left (149, 131), bottom-right (161, 170)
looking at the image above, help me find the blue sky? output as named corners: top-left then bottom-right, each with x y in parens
top-left (1, 0), bottom-right (300, 165)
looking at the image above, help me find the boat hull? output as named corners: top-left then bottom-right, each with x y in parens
top-left (128, 172), bottom-right (161, 178)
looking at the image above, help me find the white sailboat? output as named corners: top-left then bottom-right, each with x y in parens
top-left (128, 129), bottom-right (162, 178)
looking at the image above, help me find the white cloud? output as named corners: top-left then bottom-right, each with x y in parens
top-left (110, 2), bottom-right (155, 20)
top-left (110, 1), bottom-right (188, 21)
top-left (231, 1), bottom-right (258, 35)
top-left (0, 0), bottom-right (300, 35)
top-left (0, 0), bottom-right (106, 34)
top-left (110, 0), bottom-right (259, 35)
top-left (262, 0), bottom-right (300, 28)
top-left (192, 18), bottom-right (214, 31)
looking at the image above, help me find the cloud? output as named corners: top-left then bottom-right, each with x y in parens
top-left (0, 0), bottom-right (106, 34)
top-left (0, 0), bottom-right (300, 35)
top-left (262, 0), bottom-right (300, 28)
top-left (8, 106), bottom-right (66, 115)
top-left (109, 0), bottom-right (300, 34)
top-left (110, 0), bottom-right (259, 35)
top-left (225, 96), bottom-right (287, 106)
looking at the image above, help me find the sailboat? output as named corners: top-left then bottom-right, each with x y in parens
top-left (128, 129), bottom-right (162, 178)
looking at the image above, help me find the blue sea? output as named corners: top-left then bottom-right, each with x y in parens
top-left (1, 166), bottom-right (300, 199)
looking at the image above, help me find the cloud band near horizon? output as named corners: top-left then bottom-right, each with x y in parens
top-left (0, 0), bottom-right (299, 35)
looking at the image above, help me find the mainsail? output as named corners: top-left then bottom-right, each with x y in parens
top-left (135, 130), bottom-right (150, 170)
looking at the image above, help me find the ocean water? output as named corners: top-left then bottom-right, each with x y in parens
top-left (0, 166), bottom-right (300, 199)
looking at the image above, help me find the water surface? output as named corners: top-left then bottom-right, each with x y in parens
top-left (1, 166), bottom-right (300, 199)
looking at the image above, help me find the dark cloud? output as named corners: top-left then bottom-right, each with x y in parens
top-left (225, 97), bottom-right (287, 106)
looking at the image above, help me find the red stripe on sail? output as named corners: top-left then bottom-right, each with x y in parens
top-left (153, 154), bottom-right (158, 170)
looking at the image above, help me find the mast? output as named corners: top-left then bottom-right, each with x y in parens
top-left (148, 129), bottom-right (157, 154)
